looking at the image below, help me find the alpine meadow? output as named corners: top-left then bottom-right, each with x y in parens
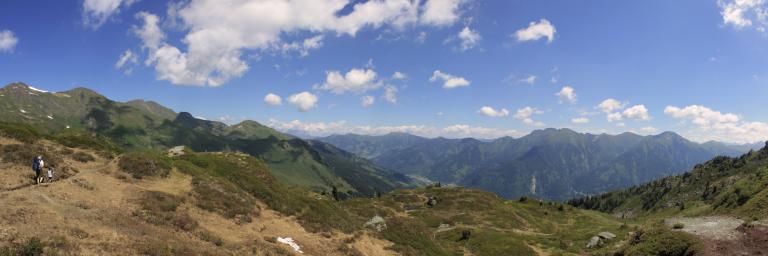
top-left (1, 1), bottom-right (767, 256)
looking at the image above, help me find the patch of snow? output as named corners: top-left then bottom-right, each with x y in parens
top-left (19, 109), bottom-right (26, 114)
top-left (194, 116), bottom-right (208, 120)
top-left (276, 237), bottom-right (303, 254)
top-left (47, 115), bottom-right (53, 119)
top-left (66, 125), bottom-right (70, 129)
top-left (28, 86), bottom-right (49, 93)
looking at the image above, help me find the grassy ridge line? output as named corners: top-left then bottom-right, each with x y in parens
top-left (119, 148), bottom-right (634, 255)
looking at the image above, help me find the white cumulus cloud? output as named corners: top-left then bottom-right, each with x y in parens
top-left (457, 26), bottom-right (481, 51)
top-left (665, 105), bottom-right (768, 143)
top-left (267, 119), bottom-right (523, 139)
top-left (362, 95), bottom-right (375, 107)
top-left (82, 0), bottom-right (137, 29)
top-left (383, 85), bottom-right (398, 104)
top-left (571, 117), bottom-right (590, 124)
top-left (392, 71), bottom-right (408, 80)
top-left (718, 0), bottom-right (767, 29)
top-left (420, 0), bottom-right (467, 26)
top-left (315, 68), bottom-right (382, 94)
top-left (597, 98), bottom-right (626, 113)
top-left (518, 75), bottom-right (537, 85)
top-left (621, 105), bottom-right (651, 121)
top-left (514, 107), bottom-right (545, 126)
top-left (430, 70), bottom-right (470, 89)
top-left (605, 104), bottom-right (651, 122)
top-left (287, 91), bottom-right (318, 112)
top-left (0, 30), bottom-right (19, 52)
top-left (279, 35), bottom-right (324, 57)
top-left (264, 93), bottom-right (282, 106)
top-left (130, 0), bottom-right (468, 86)
top-left (478, 106), bottom-right (509, 117)
top-left (555, 86), bottom-right (577, 103)
top-left (514, 19), bottom-right (556, 43)
top-left (115, 49), bottom-right (138, 74)
top-left (607, 112), bottom-right (624, 122)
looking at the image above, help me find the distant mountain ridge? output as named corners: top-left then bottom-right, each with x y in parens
top-left (0, 82), bottom-right (415, 196)
top-left (319, 129), bottom-right (756, 201)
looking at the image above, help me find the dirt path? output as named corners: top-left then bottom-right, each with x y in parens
top-left (665, 216), bottom-right (744, 240)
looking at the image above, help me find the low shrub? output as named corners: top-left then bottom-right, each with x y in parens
top-left (119, 152), bottom-right (170, 179)
top-left (381, 217), bottom-right (450, 256)
top-left (52, 132), bottom-right (121, 154)
top-left (70, 152), bottom-right (95, 163)
top-left (58, 147), bottom-right (74, 155)
top-left (618, 227), bottom-right (701, 256)
top-left (190, 176), bottom-right (255, 221)
top-left (176, 152), bottom-right (359, 233)
top-left (135, 191), bottom-right (198, 232)
top-left (672, 223), bottom-right (685, 229)
top-left (69, 228), bottom-right (89, 240)
top-left (197, 230), bottom-right (224, 247)
top-left (0, 144), bottom-right (63, 168)
top-left (0, 237), bottom-right (44, 256)
top-left (0, 122), bottom-right (40, 143)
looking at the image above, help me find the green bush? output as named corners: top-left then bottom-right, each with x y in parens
top-left (197, 230), bottom-right (224, 247)
top-left (461, 230), bottom-right (536, 256)
top-left (119, 152), bottom-right (171, 179)
top-left (381, 217), bottom-right (451, 256)
top-left (190, 176), bottom-right (255, 221)
top-left (0, 237), bottom-right (45, 256)
top-left (176, 152), bottom-right (358, 233)
top-left (136, 191), bottom-right (198, 232)
top-left (0, 144), bottom-right (63, 168)
top-left (619, 227), bottom-right (701, 256)
top-left (0, 122), bottom-right (41, 143)
top-left (70, 152), bottom-right (95, 163)
top-left (52, 132), bottom-right (121, 154)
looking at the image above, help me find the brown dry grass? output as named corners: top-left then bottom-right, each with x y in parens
top-left (0, 137), bottom-right (397, 256)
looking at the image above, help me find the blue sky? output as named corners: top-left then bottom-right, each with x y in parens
top-left (0, 0), bottom-right (767, 143)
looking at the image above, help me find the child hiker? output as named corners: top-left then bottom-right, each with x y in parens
top-left (46, 166), bottom-right (54, 183)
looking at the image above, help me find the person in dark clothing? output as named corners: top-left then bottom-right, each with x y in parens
top-left (32, 156), bottom-right (41, 185)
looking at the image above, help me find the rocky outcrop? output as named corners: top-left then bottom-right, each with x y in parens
top-left (587, 231), bottom-right (616, 248)
top-left (364, 215), bottom-right (387, 232)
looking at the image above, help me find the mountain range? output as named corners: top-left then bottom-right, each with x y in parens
top-left (3, 81), bottom-right (768, 255)
top-left (320, 129), bottom-right (759, 201)
top-left (0, 82), bottom-right (414, 197)
top-left (3, 81), bottom-right (761, 202)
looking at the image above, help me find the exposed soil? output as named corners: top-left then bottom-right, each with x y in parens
top-left (703, 224), bottom-right (768, 256)
top-left (666, 216), bottom-right (768, 256)
top-left (665, 216), bottom-right (744, 240)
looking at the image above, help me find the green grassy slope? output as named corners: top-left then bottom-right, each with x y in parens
top-left (569, 142), bottom-right (768, 221)
top-left (166, 149), bottom-right (631, 255)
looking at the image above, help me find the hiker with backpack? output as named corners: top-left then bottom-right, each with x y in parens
top-left (38, 157), bottom-right (45, 184)
top-left (32, 156), bottom-right (42, 185)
